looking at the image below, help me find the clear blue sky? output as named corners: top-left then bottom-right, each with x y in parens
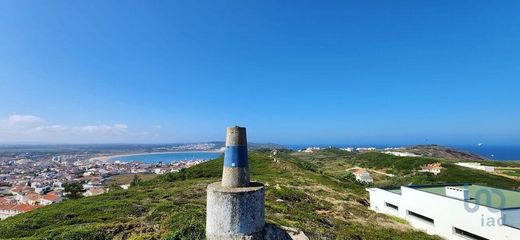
top-left (0, 1), bottom-right (519, 145)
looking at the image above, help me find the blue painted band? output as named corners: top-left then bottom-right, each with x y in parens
top-left (224, 145), bottom-right (248, 167)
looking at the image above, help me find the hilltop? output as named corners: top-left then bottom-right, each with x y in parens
top-left (399, 145), bottom-right (487, 161)
top-left (1, 149), bottom-right (519, 239)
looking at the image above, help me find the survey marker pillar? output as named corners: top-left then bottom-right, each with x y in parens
top-left (222, 126), bottom-right (250, 187)
top-left (206, 126), bottom-right (266, 240)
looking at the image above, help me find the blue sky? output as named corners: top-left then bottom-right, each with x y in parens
top-left (0, 1), bottom-right (519, 145)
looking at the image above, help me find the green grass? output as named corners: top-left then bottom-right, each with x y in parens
top-left (502, 169), bottom-right (520, 177)
top-left (352, 152), bottom-right (438, 175)
top-left (3, 150), bottom-right (515, 240)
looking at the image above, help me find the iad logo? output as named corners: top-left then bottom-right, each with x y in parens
top-left (460, 183), bottom-right (507, 227)
top-left (481, 214), bottom-right (506, 227)
top-left (463, 183), bottom-right (507, 213)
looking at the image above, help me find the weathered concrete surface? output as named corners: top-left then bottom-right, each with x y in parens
top-left (206, 182), bottom-right (265, 240)
top-left (222, 167), bottom-right (250, 188)
top-left (226, 126), bottom-right (247, 146)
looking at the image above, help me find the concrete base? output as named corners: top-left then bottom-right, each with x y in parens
top-left (206, 182), bottom-right (265, 240)
top-left (222, 167), bottom-right (250, 187)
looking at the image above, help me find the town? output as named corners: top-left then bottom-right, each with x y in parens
top-left (0, 147), bottom-right (209, 220)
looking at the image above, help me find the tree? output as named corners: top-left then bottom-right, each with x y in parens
top-left (109, 182), bottom-right (123, 191)
top-left (63, 182), bottom-right (85, 199)
top-left (339, 172), bottom-right (356, 182)
top-left (130, 175), bottom-right (142, 187)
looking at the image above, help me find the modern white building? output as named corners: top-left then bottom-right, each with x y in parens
top-left (456, 162), bottom-right (495, 173)
top-left (367, 184), bottom-right (520, 240)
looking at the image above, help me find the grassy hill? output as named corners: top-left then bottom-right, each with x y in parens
top-left (399, 145), bottom-right (487, 161)
top-left (1, 149), bottom-right (518, 240)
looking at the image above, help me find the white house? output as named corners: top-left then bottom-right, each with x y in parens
top-left (367, 184), bottom-right (520, 240)
top-left (0, 204), bottom-right (38, 220)
top-left (339, 147), bottom-right (354, 152)
top-left (300, 147), bottom-right (322, 153)
top-left (84, 187), bottom-right (106, 197)
top-left (22, 192), bottom-right (41, 205)
top-left (356, 147), bottom-right (376, 152)
top-left (39, 192), bottom-right (62, 206)
top-left (456, 162), bottom-right (495, 173)
top-left (354, 169), bottom-right (373, 183)
top-left (383, 151), bottom-right (421, 157)
top-left (419, 163), bottom-right (443, 175)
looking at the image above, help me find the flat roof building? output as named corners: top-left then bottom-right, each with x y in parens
top-left (367, 184), bottom-right (520, 240)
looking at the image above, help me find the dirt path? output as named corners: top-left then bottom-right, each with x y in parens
top-left (346, 167), bottom-right (395, 177)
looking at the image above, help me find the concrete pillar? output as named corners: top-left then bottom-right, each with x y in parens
top-left (222, 126), bottom-right (250, 187)
top-left (206, 126), bottom-right (266, 240)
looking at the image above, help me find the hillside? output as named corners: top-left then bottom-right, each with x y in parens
top-left (1, 149), bottom-right (519, 240)
top-left (401, 145), bottom-right (487, 161)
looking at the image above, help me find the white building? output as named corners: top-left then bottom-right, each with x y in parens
top-left (367, 184), bottom-right (520, 240)
top-left (456, 162), bottom-right (495, 173)
top-left (339, 147), bottom-right (354, 152)
top-left (154, 168), bottom-right (168, 174)
top-left (39, 192), bottom-right (62, 206)
top-left (419, 163), bottom-right (443, 175)
top-left (354, 169), bottom-right (373, 183)
top-left (300, 147), bottom-right (322, 153)
top-left (383, 151), bottom-right (421, 157)
top-left (84, 188), bottom-right (106, 197)
top-left (0, 204), bottom-right (38, 220)
top-left (356, 147), bottom-right (376, 152)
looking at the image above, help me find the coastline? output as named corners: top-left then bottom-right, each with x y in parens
top-left (89, 150), bottom-right (224, 162)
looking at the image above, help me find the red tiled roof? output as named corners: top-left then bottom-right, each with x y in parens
top-left (42, 193), bottom-right (61, 202)
top-left (0, 204), bottom-right (38, 212)
top-left (88, 188), bottom-right (105, 194)
top-left (354, 168), bottom-right (366, 175)
top-left (0, 204), bottom-right (11, 211)
top-left (46, 191), bottom-right (61, 196)
top-left (11, 204), bottom-right (39, 212)
top-left (24, 192), bottom-right (41, 201)
top-left (421, 162), bottom-right (443, 170)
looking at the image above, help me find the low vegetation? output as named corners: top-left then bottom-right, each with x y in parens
top-left (1, 149), bottom-right (518, 239)
top-left (352, 152), bottom-right (437, 175)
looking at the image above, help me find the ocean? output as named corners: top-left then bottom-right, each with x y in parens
top-left (286, 144), bottom-right (520, 161)
top-left (111, 151), bottom-right (222, 164)
top-left (452, 145), bottom-right (520, 161)
top-left (109, 145), bottom-right (520, 163)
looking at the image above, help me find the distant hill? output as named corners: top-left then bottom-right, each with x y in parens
top-left (205, 141), bottom-right (286, 150)
top-left (402, 145), bottom-right (487, 161)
